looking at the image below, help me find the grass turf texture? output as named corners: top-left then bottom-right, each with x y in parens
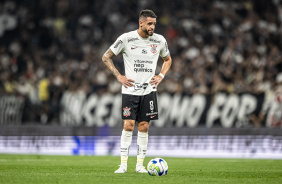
top-left (0, 155), bottom-right (282, 184)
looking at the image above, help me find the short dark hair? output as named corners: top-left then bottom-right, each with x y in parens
top-left (139, 9), bottom-right (157, 19)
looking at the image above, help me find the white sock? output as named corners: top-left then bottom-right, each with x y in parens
top-left (120, 130), bottom-right (133, 165)
top-left (137, 131), bottom-right (148, 166)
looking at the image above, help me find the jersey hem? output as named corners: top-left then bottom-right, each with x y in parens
top-left (121, 90), bottom-right (157, 96)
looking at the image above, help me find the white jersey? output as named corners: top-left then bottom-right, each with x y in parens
top-left (110, 30), bottom-right (170, 96)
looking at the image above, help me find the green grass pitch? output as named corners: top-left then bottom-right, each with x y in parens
top-left (0, 154), bottom-right (282, 184)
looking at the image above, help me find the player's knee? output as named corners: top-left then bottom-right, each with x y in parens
top-left (138, 122), bottom-right (149, 132)
top-left (123, 121), bottom-right (135, 131)
top-left (124, 126), bottom-right (134, 131)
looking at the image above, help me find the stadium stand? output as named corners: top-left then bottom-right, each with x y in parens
top-left (0, 0), bottom-right (281, 125)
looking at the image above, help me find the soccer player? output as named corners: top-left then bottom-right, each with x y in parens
top-left (102, 9), bottom-right (172, 173)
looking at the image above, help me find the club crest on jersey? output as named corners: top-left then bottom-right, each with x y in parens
top-left (150, 44), bottom-right (157, 54)
top-left (123, 107), bottom-right (131, 117)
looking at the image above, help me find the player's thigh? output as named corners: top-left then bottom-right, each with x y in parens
top-left (121, 94), bottom-right (140, 120)
top-left (123, 119), bottom-right (136, 131)
top-left (138, 92), bottom-right (159, 122)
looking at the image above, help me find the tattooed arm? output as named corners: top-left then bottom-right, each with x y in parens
top-left (149, 54), bottom-right (172, 88)
top-left (102, 49), bottom-right (120, 77)
top-left (102, 49), bottom-right (134, 88)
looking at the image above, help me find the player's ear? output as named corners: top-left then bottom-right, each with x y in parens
top-left (139, 17), bottom-right (146, 27)
top-left (139, 20), bottom-right (143, 27)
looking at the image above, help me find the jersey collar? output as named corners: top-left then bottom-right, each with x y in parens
top-left (136, 30), bottom-right (150, 41)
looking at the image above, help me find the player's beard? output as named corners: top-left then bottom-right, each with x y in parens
top-left (144, 28), bottom-right (154, 36)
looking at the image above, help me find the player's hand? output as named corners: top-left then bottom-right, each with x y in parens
top-left (150, 75), bottom-right (163, 88)
top-left (117, 75), bottom-right (135, 88)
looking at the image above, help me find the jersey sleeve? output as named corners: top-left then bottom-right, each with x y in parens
top-left (110, 34), bottom-right (126, 56)
top-left (159, 36), bottom-right (170, 58)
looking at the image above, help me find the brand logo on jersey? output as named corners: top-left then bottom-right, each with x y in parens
top-left (149, 39), bottom-right (161, 43)
top-left (142, 49), bottom-right (147, 54)
top-left (134, 83), bottom-right (148, 90)
top-left (123, 107), bottom-right (131, 117)
top-left (128, 38), bottom-right (139, 43)
top-left (134, 68), bottom-right (153, 73)
top-left (143, 83), bottom-right (148, 89)
top-left (114, 40), bottom-right (123, 48)
top-left (134, 60), bottom-right (153, 73)
top-left (134, 83), bottom-right (143, 90)
top-left (150, 45), bottom-right (157, 54)
top-left (134, 60), bottom-right (153, 64)
top-left (131, 47), bottom-right (138, 50)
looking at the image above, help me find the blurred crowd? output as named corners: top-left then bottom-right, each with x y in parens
top-left (0, 0), bottom-right (281, 123)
